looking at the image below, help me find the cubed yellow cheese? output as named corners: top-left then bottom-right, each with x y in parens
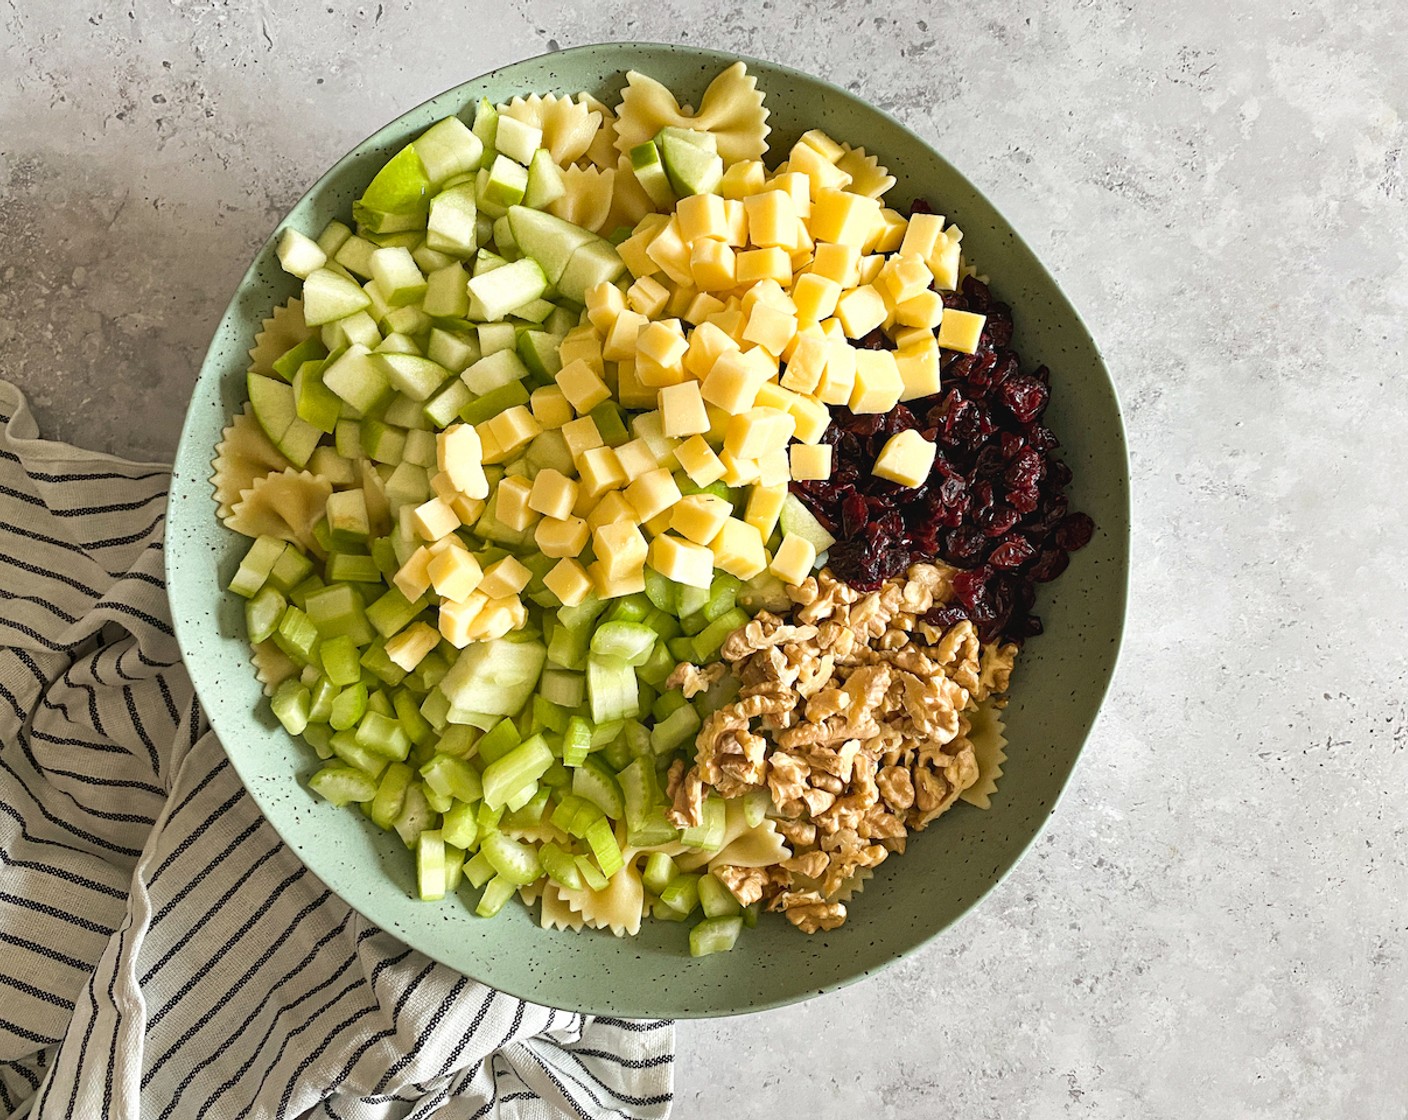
top-left (617, 227), bottom-right (661, 280)
top-left (648, 533), bottom-right (715, 589)
top-left (724, 407), bottom-right (796, 459)
top-left (588, 559), bottom-right (646, 599)
top-left (701, 350), bottom-right (769, 414)
top-left (428, 547), bottom-right (483, 601)
top-left (787, 141), bottom-right (852, 196)
top-left (741, 278), bottom-right (795, 315)
top-left (623, 467), bottom-right (682, 523)
top-left (891, 325), bottom-right (933, 351)
top-left (561, 415), bottom-right (604, 463)
top-left (835, 284), bottom-right (887, 338)
top-left (770, 171), bottom-right (812, 218)
top-left (634, 319), bottom-right (688, 369)
top-left (798, 128), bottom-right (845, 162)
top-left (899, 212), bottom-right (945, 261)
top-left (465, 594), bottom-right (525, 642)
top-left (928, 232), bottom-right (962, 291)
top-left (602, 308), bottom-right (648, 363)
top-left (611, 438), bottom-right (656, 482)
top-left (780, 334), bottom-right (828, 394)
top-left (555, 358), bottom-right (612, 414)
top-left (527, 468), bottom-right (578, 520)
top-left (735, 246), bottom-right (793, 287)
top-left (789, 443), bottom-right (832, 481)
top-left (626, 274), bottom-right (670, 318)
top-left (586, 490), bottom-right (638, 531)
top-left (894, 289), bottom-right (945, 330)
top-left (438, 593), bottom-right (488, 648)
top-left (646, 217), bottom-right (694, 286)
top-left (721, 159), bottom-right (766, 199)
top-left (744, 483), bottom-right (788, 537)
top-left (659, 380), bottom-right (710, 437)
top-left (707, 305), bottom-right (748, 345)
top-left (878, 256), bottom-right (933, 306)
top-left (741, 302), bottom-right (798, 356)
top-left (710, 517), bottom-right (768, 579)
top-left (429, 470), bottom-right (458, 501)
top-left (810, 189), bottom-right (883, 248)
top-left (872, 429), bottom-right (937, 488)
top-left (494, 476), bottom-right (540, 531)
top-left (809, 242), bottom-right (860, 287)
top-left (754, 381), bottom-right (800, 414)
top-left (683, 291), bottom-right (726, 326)
top-left (743, 190), bottom-right (800, 249)
top-left (665, 282), bottom-right (698, 320)
top-left (411, 496), bottom-right (460, 541)
top-left (558, 326), bottom-right (604, 374)
top-left (849, 350), bottom-right (905, 413)
top-left (815, 340), bottom-right (858, 406)
top-left (791, 272), bottom-right (842, 324)
top-left (482, 405), bottom-right (541, 459)
top-left (426, 532), bottom-right (467, 557)
top-left (857, 254), bottom-right (885, 286)
top-left (723, 199), bottom-right (748, 246)
top-left (642, 508), bottom-right (672, 537)
top-left (676, 193), bottom-right (730, 244)
top-left (451, 493), bottom-right (486, 527)
top-left (770, 533), bottom-right (817, 585)
top-left (683, 320), bottom-right (739, 379)
top-left (616, 358), bottom-right (662, 408)
top-left (896, 338), bottom-right (942, 401)
top-left (719, 449), bottom-right (762, 487)
top-left (673, 435), bottom-right (727, 487)
top-left (787, 393), bottom-right (832, 444)
top-left (689, 239), bottom-right (737, 292)
top-left (544, 557), bottom-right (592, 606)
top-left (592, 520), bottom-right (648, 581)
top-left (756, 447), bottom-right (790, 487)
top-left (436, 423), bottom-right (489, 500)
top-left (384, 621), bottom-right (440, 672)
top-left (873, 208), bottom-right (909, 254)
top-left (585, 280), bottom-right (627, 335)
top-left (670, 492), bottom-right (734, 545)
top-left (393, 545), bottom-right (434, 600)
top-left (937, 308), bottom-right (985, 354)
top-left (817, 315), bottom-right (845, 340)
top-left (534, 514), bottom-right (590, 558)
top-left (578, 446), bottom-right (626, 498)
top-left (478, 555), bottom-right (531, 598)
top-left (529, 386), bottom-right (574, 430)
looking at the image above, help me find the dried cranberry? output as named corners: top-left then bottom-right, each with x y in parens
top-left (989, 535), bottom-right (1035, 569)
top-left (1055, 512), bottom-right (1095, 551)
top-left (943, 525), bottom-right (987, 564)
top-left (999, 375), bottom-right (1050, 424)
top-left (925, 603), bottom-right (970, 629)
top-left (1028, 549), bottom-right (1070, 583)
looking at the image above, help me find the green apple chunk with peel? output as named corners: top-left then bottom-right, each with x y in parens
top-left (422, 263), bottom-right (470, 319)
top-left (778, 492), bottom-right (836, 552)
top-left (471, 97), bottom-right (498, 160)
top-left (461, 348), bottom-right (530, 395)
top-left (368, 247), bottom-right (427, 307)
top-left (301, 269), bottom-right (372, 325)
top-left (466, 257), bottom-right (548, 322)
top-left (322, 344), bottom-right (393, 415)
top-left (659, 128), bottom-right (724, 197)
top-left (629, 141), bottom-right (677, 209)
top-left (292, 359), bottom-right (342, 434)
top-left (277, 228), bottom-right (327, 279)
top-left (524, 150), bottom-right (566, 209)
top-left (493, 116), bottom-right (542, 166)
top-left (426, 184), bottom-right (478, 257)
top-left (246, 373), bottom-right (320, 467)
top-left (556, 239), bottom-right (626, 304)
top-left (506, 205), bottom-right (596, 283)
top-left (413, 116), bottom-right (484, 185)
top-left (353, 144), bottom-right (431, 232)
top-left (372, 353), bottom-right (451, 402)
top-left (483, 155), bottom-right (529, 209)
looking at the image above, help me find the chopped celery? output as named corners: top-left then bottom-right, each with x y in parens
top-left (393, 689), bottom-right (436, 747)
top-left (392, 781), bottom-right (433, 846)
top-left (643, 567), bottom-right (677, 614)
top-left (692, 607), bottom-right (750, 663)
top-left (474, 873), bottom-right (517, 918)
top-left (443, 844), bottom-right (466, 893)
top-left (584, 817), bottom-right (624, 877)
top-left (475, 717), bottom-right (521, 763)
top-left (477, 800), bottom-right (504, 834)
top-left (689, 915), bottom-right (743, 957)
top-left (539, 759), bottom-right (570, 789)
top-left (481, 831), bottom-right (542, 885)
top-left (676, 582), bottom-right (710, 618)
top-left (417, 830), bottom-right (447, 900)
top-left (503, 783), bottom-right (551, 827)
top-left (590, 621), bottom-right (656, 666)
top-left (329, 682), bottom-right (369, 731)
top-left (601, 736), bottom-right (632, 773)
top-left (267, 546), bottom-right (315, 594)
top-left (245, 586), bottom-right (286, 644)
top-left (320, 634), bottom-right (363, 687)
top-left (538, 668), bottom-right (585, 709)
top-left (464, 849), bottom-right (495, 889)
top-left (365, 587), bottom-right (426, 638)
top-left (642, 851), bottom-right (678, 896)
top-left (423, 784), bottom-right (453, 815)
top-left (636, 644), bottom-right (677, 689)
top-left (275, 605), bottom-right (319, 663)
top-left (740, 901), bottom-right (760, 928)
top-left (531, 693), bottom-right (569, 734)
top-left (370, 762), bottom-right (414, 829)
top-left (571, 755), bottom-right (625, 820)
top-left (680, 795), bottom-right (726, 850)
top-left (586, 654), bottom-right (639, 724)
top-left (435, 724), bottom-right (476, 758)
top-left (606, 593), bottom-right (651, 624)
top-left (650, 704), bottom-right (700, 755)
top-left (743, 788), bottom-right (772, 828)
top-left (330, 728), bottom-right (388, 778)
top-left (355, 711), bottom-right (411, 761)
top-left (271, 679), bottom-right (311, 736)
top-left (550, 794), bottom-right (586, 834)
top-left (361, 639), bottom-right (409, 687)
top-left (698, 871), bottom-right (742, 918)
top-left (302, 722), bottom-right (334, 759)
top-left (420, 753), bottom-right (484, 803)
top-left (660, 873), bottom-right (700, 916)
top-left (702, 573), bottom-right (742, 622)
top-left (481, 733), bottom-right (554, 809)
top-left (652, 898), bottom-right (691, 923)
top-left (652, 689), bottom-right (689, 721)
top-left (540, 842), bottom-right (583, 889)
top-left (561, 715), bottom-right (593, 767)
top-left (229, 535), bottom-right (287, 598)
top-left (304, 583), bottom-right (375, 645)
top-left (308, 764), bottom-right (378, 806)
top-left (326, 552), bottom-right (383, 583)
top-left (575, 854), bottom-right (609, 892)
top-left (567, 799), bottom-right (605, 839)
top-left (441, 798), bottom-right (480, 849)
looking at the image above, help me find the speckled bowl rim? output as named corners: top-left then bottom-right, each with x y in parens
top-left (167, 42), bottom-right (1130, 1018)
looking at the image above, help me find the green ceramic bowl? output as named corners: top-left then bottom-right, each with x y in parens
top-left (167, 42), bottom-right (1129, 1018)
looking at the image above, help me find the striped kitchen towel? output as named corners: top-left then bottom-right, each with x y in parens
top-left (0, 378), bottom-right (674, 1120)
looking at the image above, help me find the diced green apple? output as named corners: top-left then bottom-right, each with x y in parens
top-left (301, 269), bottom-right (372, 325)
top-left (368, 246), bottom-right (427, 307)
top-left (317, 219), bottom-right (353, 257)
top-left (322, 344), bottom-right (394, 414)
top-left (461, 348), bottom-right (530, 395)
top-left (414, 116), bottom-right (484, 184)
top-left (427, 327), bottom-right (480, 373)
top-left (422, 262), bottom-right (470, 319)
top-left (334, 235), bottom-right (378, 278)
top-left (524, 149), bottom-right (566, 209)
top-left (556, 239), bottom-right (626, 305)
top-left (466, 257), bottom-right (548, 322)
top-left (292, 359), bottom-right (343, 434)
top-left (481, 155), bottom-right (529, 211)
top-left (353, 143), bottom-right (432, 231)
top-left (277, 228), bottom-right (327, 279)
top-left (629, 141), bottom-right (677, 209)
top-left (475, 321), bottom-right (516, 356)
top-left (493, 116), bottom-right (542, 165)
top-left (425, 184), bottom-right (478, 257)
top-left (659, 128), bottom-right (724, 197)
top-left (471, 97), bottom-right (499, 161)
top-left (506, 205), bottom-right (596, 283)
top-left (371, 353), bottom-right (451, 402)
top-left (516, 330), bottom-right (563, 379)
top-left (271, 336), bottom-right (328, 383)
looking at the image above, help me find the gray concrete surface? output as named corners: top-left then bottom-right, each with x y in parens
top-left (4, 2), bottom-right (1406, 1117)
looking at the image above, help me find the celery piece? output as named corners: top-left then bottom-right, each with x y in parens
top-left (370, 762), bottom-right (414, 829)
top-left (667, 637), bottom-right (697, 663)
top-left (636, 644), bottom-right (677, 690)
top-left (567, 799), bottom-right (605, 839)
top-left (571, 755), bottom-right (625, 820)
top-left (539, 668), bottom-right (585, 710)
top-left (539, 842), bottom-right (583, 890)
top-left (702, 573), bottom-right (743, 622)
top-left (456, 379), bottom-right (531, 426)
top-left (642, 851), bottom-right (678, 896)
top-left (360, 639), bottom-right (409, 687)
top-left (244, 586), bottom-right (286, 645)
top-left (677, 612), bottom-right (706, 638)
top-left (392, 782), bottom-right (433, 847)
top-left (475, 717), bottom-right (521, 764)
top-left (303, 583), bottom-right (375, 645)
top-left (366, 687), bottom-right (395, 720)
top-left (417, 830), bottom-right (447, 901)
top-left (680, 795), bottom-right (726, 850)
top-left (652, 689), bottom-right (689, 722)
top-left (652, 898), bottom-right (691, 923)
top-left (356, 711), bottom-right (411, 762)
top-left (275, 605), bottom-right (320, 664)
top-left (622, 720), bottom-right (652, 760)
top-left (642, 566), bottom-right (677, 614)
top-left (329, 682), bottom-right (369, 731)
top-left (629, 808), bottom-right (680, 851)
top-left (271, 679), bottom-right (311, 736)
top-left (474, 873), bottom-right (517, 918)
top-left (393, 688), bottom-right (436, 747)
top-left (550, 794), bottom-right (585, 834)
top-left (601, 736), bottom-right (631, 773)
top-left (443, 843), bottom-right (466, 892)
top-left (307, 678), bottom-right (338, 725)
top-left (407, 649), bottom-right (450, 694)
top-left (330, 728), bottom-right (388, 778)
top-left (606, 593), bottom-right (652, 624)
top-left (320, 634), bottom-right (363, 687)
top-left (365, 587), bottom-right (426, 639)
top-left (740, 901), bottom-right (760, 928)
top-left (481, 830), bottom-right (541, 885)
top-left (441, 636), bottom-right (546, 721)
top-left (503, 783), bottom-right (551, 827)
top-left (420, 753), bottom-right (483, 803)
top-left (561, 716), bottom-right (594, 768)
top-left (302, 722), bottom-right (334, 759)
top-left (650, 704), bottom-right (701, 756)
top-left (584, 817), bottom-right (625, 878)
top-left (435, 723), bottom-right (476, 759)
top-left (698, 871), bottom-right (742, 918)
top-left (308, 764), bottom-right (379, 806)
top-left (420, 688), bottom-right (450, 732)
top-left (691, 607), bottom-right (750, 663)
top-left (575, 854), bottom-right (609, 892)
top-left (591, 719), bottom-right (625, 748)
top-left (267, 545), bottom-right (315, 593)
top-left (660, 873), bottom-right (700, 916)
top-left (636, 681), bottom-right (657, 717)
top-left (477, 799), bottom-right (504, 834)
top-left (482, 734), bottom-right (554, 810)
top-left (464, 849), bottom-right (496, 889)
top-left (441, 798), bottom-right (480, 849)
top-left (586, 654), bottom-right (639, 725)
top-left (539, 759), bottom-right (570, 789)
top-left (423, 783), bottom-right (453, 816)
top-left (590, 621), bottom-right (656, 667)
top-left (677, 582), bottom-right (710, 618)
top-left (619, 757), bottom-right (662, 833)
top-left (641, 607), bottom-right (682, 643)
top-left (229, 536), bottom-right (286, 598)
top-left (689, 915), bottom-right (744, 957)
top-left (531, 694), bottom-right (569, 735)
top-left (743, 788), bottom-right (771, 829)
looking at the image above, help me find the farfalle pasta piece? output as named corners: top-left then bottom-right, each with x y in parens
top-left (498, 93), bottom-right (602, 166)
top-left (226, 468), bottom-right (333, 557)
top-left (613, 62), bottom-right (770, 166)
top-left (539, 884), bottom-right (586, 932)
top-left (249, 640), bottom-right (299, 696)
top-left (517, 879), bottom-right (544, 907)
top-left (600, 155), bottom-right (660, 234)
top-left (247, 298), bottom-right (313, 377)
top-left (558, 854), bottom-right (645, 937)
top-left (958, 700), bottom-right (1007, 810)
top-left (707, 819), bottom-right (790, 871)
top-left (575, 92), bottom-right (620, 171)
top-left (211, 404), bottom-right (290, 520)
top-left (548, 164), bottom-right (616, 234)
top-left (836, 142), bottom-right (896, 200)
top-left (829, 866), bottom-right (873, 904)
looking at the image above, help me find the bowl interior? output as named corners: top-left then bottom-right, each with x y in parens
top-left (167, 42), bottom-right (1129, 1018)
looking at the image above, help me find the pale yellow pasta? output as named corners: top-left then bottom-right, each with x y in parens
top-left (959, 701), bottom-right (1007, 810)
top-left (517, 879), bottom-right (544, 907)
top-left (836, 143), bottom-right (896, 200)
top-left (539, 884), bottom-right (586, 932)
top-left (830, 867), bottom-right (873, 903)
top-left (707, 819), bottom-right (789, 871)
top-left (501, 822), bottom-right (572, 847)
top-left (249, 640), bottom-right (299, 696)
top-left (211, 404), bottom-right (290, 520)
top-left (498, 93), bottom-right (602, 166)
top-left (548, 164), bottom-right (616, 234)
top-left (613, 62), bottom-right (770, 166)
top-left (559, 856), bottom-right (645, 937)
top-left (247, 298), bottom-right (312, 377)
top-left (226, 468), bottom-right (333, 557)
top-left (574, 92), bottom-right (619, 171)
top-left (599, 155), bottom-right (660, 234)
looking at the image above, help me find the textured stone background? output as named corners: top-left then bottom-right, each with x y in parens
top-left (4, 2), bottom-right (1406, 1117)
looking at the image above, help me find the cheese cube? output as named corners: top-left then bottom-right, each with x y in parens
top-left (555, 358), bottom-right (612, 414)
top-left (451, 494), bottom-right (486, 527)
top-left (588, 559), bottom-right (646, 598)
top-left (724, 407), bottom-right (796, 459)
top-left (436, 424), bottom-right (489, 499)
top-left (578, 446), bottom-right (626, 497)
top-left (544, 557), bottom-right (592, 607)
top-left (899, 212), bottom-right (945, 261)
top-left (602, 308), bottom-right (647, 362)
top-left (611, 438), bottom-right (656, 482)
top-left (701, 350), bottom-right (769, 414)
top-left (872, 429), bottom-right (937, 488)
top-left (896, 339), bottom-right (942, 401)
top-left (648, 533), bottom-right (715, 589)
top-left (810, 242), bottom-right (861, 287)
top-left (779, 335), bottom-right (828, 394)
top-left (495, 476), bottom-right (540, 531)
top-left (646, 217), bottom-right (694, 286)
top-left (894, 289), bottom-right (945, 330)
top-left (789, 443), bottom-right (832, 481)
top-left (928, 233), bottom-right (962, 292)
top-left (810, 189), bottom-right (883, 249)
top-left (586, 490), bottom-right (638, 531)
top-left (670, 492), bottom-right (734, 545)
top-left (664, 282), bottom-right (698, 320)
top-left (721, 159), bottom-right (767, 199)
top-left (891, 326), bottom-right (933, 351)
top-left (561, 415), bottom-right (604, 463)
top-left (710, 517), bottom-right (768, 579)
top-left (535, 514), bottom-right (590, 558)
top-left (429, 470), bottom-right (458, 501)
top-left (529, 386), bottom-right (574, 430)
top-left (816, 341), bottom-right (858, 406)
top-left (743, 190), bottom-right (800, 249)
top-left (478, 555), bottom-right (531, 598)
top-left (411, 496), bottom-right (460, 541)
top-left (723, 199), bottom-right (748, 246)
top-left (741, 279), bottom-right (795, 315)
top-left (688, 238), bottom-right (736, 292)
top-left (428, 547), bottom-right (483, 601)
top-left (592, 520), bottom-right (648, 580)
top-left (937, 308), bottom-right (986, 354)
top-left (770, 171), bottom-right (812, 218)
top-left (857, 254), bottom-right (885, 286)
top-left (757, 447), bottom-right (791, 487)
top-left (633, 320), bottom-right (687, 371)
top-left (741, 302), bottom-right (798, 356)
top-left (482, 406), bottom-right (541, 459)
top-left (676, 193), bottom-right (730, 244)
top-left (835, 285), bottom-right (887, 338)
top-left (745, 483), bottom-right (788, 538)
top-left (683, 291), bottom-right (726, 326)
top-left (464, 594), bottom-right (525, 642)
top-left (708, 305), bottom-right (748, 344)
top-left (643, 508), bottom-right (673, 537)
top-left (659, 380), bottom-right (710, 437)
top-left (617, 226), bottom-right (661, 280)
top-left (787, 393), bottom-right (832, 444)
top-left (585, 280), bottom-right (627, 334)
top-left (798, 128), bottom-right (846, 162)
top-left (616, 358), bottom-right (661, 408)
top-left (384, 621), bottom-right (441, 672)
top-left (674, 435), bottom-right (727, 486)
top-left (878, 256), bottom-right (933, 306)
top-left (872, 208), bottom-right (909, 254)
top-left (792, 272), bottom-right (842, 324)
top-left (528, 468), bottom-right (578, 520)
top-left (393, 545), bottom-right (434, 600)
top-left (626, 275), bottom-right (670, 318)
top-left (754, 381), bottom-right (801, 414)
top-left (439, 593), bottom-right (488, 648)
top-left (770, 533), bottom-right (817, 586)
top-left (736, 247), bottom-right (793, 287)
top-left (623, 468), bottom-right (682, 523)
top-left (684, 321), bottom-right (739, 379)
top-left (850, 350), bottom-right (905, 413)
top-left (558, 327), bottom-right (604, 374)
top-left (788, 141), bottom-right (852, 196)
